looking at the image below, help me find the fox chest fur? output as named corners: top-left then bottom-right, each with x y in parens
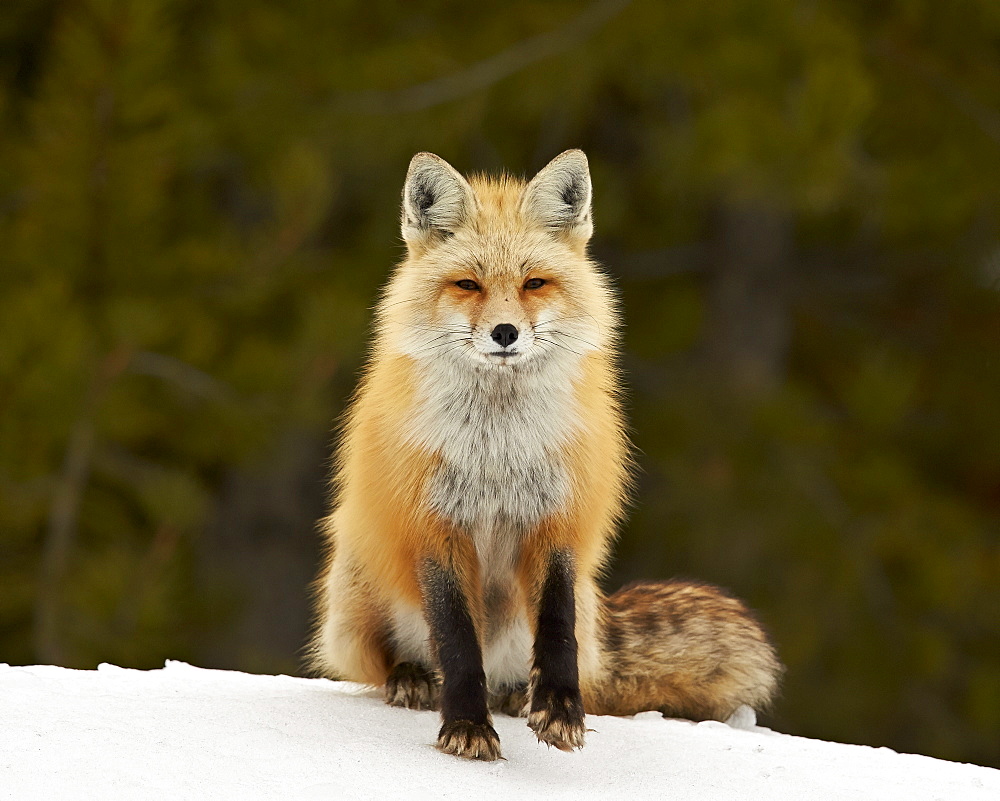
top-left (405, 358), bottom-right (581, 570)
top-left (387, 359), bottom-right (584, 687)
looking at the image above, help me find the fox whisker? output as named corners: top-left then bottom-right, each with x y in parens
top-left (534, 336), bottom-right (583, 357)
top-left (411, 337), bottom-right (472, 355)
top-left (533, 328), bottom-right (598, 350)
top-left (396, 322), bottom-right (470, 335)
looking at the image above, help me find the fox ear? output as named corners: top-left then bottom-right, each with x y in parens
top-left (401, 153), bottom-right (475, 248)
top-left (522, 150), bottom-right (593, 244)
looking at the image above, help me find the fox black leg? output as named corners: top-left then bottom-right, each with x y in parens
top-left (527, 550), bottom-right (586, 751)
top-left (421, 560), bottom-right (501, 761)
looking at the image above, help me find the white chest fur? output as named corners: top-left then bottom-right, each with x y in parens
top-left (394, 355), bottom-right (581, 689)
top-left (405, 357), bottom-right (580, 535)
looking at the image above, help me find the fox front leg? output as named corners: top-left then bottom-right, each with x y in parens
top-left (527, 550), bottom-right (586, 751)
top-left (420, 560), bottom-right (502, 761)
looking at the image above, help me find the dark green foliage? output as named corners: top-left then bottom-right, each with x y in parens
top-left (1, 0), bottom-right (997, 767)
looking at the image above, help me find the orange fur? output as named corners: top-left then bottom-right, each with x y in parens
top-left (308, 152), bottom-right (781, 753)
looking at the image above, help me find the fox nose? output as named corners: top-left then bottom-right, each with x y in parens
top-left (491, 323), bottom-right (519, 348)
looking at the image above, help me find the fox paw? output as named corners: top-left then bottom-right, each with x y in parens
top-left (384, 662), bottom-right (440, 711)
top-left (436, 720), bottom-right (503, 761)
top-left (489, 683), bottom-right (528, 717)
top-left (527, 686), bottom-right (586, 751)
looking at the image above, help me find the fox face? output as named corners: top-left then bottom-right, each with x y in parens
top-left (378, 151), bottom-right (617, 372)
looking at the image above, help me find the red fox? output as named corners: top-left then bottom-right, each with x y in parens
top-left (309, 151), bottom-right (781, 760)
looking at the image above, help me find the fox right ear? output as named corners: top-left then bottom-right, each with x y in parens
top-left (522, 150), bottom-right (593, 247)
top-left (401, 153), bottom-right (475, 249)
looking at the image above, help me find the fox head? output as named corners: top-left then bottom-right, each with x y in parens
top-left (377, 150), bottom-right (617, 372)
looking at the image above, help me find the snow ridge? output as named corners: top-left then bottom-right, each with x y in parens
top-left (2, 662), bottom-right (996, 801)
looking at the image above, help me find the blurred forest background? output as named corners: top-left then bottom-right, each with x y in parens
top-left (1, 0), bottom-right (998, 769)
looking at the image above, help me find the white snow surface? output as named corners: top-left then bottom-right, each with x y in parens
top-left (2, 661), bottom-right (997, 801)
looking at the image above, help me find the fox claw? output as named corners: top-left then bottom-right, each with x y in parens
top-left (437, 720), bottom-right (503, 761)
top-left (384, 662), bottom-right (441, 711)
top-left (527, 686), bottom-right (586, 751)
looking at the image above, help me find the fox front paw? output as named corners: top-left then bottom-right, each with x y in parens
top-left (527, 686), bottom-right (586, 752)
top-left (436, 720), bottom-right (503, 761)
top-left (384, 662), bottom-right (440, 711)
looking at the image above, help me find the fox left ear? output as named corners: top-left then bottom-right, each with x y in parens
top-left (401, 152), bottom-right (475, 250)
top-left (522, 150), bottom-right (593, 245)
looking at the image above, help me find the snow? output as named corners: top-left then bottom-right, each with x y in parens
top-left (2, 662), bottom-right (997, 801)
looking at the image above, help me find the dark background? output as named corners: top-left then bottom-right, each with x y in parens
top-left (2, 0), bottom-right (998, 768)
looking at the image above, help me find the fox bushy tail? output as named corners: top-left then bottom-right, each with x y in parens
top-left (583, 580), bottom-right (782, 720)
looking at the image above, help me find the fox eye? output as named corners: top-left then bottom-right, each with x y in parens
top-left (523, 278), bottom-right (546, 290)
top-left (455, 279), bottom-right (480, 291)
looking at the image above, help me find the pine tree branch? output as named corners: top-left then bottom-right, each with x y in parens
top-left (874, 39), bottom-right (1000, 147)
top-left (333, 0), bottom-right (632, 114)
top-left (128, 351), bottom-right (235, 403)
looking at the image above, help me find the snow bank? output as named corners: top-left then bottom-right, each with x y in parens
top-left (2, 661), bottom-right (996, 800)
